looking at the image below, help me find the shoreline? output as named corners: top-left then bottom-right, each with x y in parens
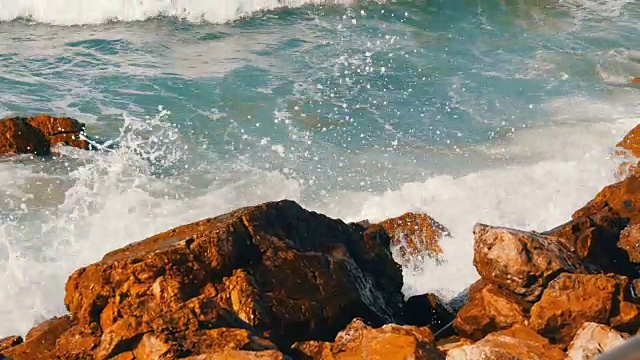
top-left (1, 115), bottom-right (640, 358)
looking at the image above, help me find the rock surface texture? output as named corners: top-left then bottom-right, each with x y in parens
top-left (7, 122), bottom-right (640, 358)
top-left (0, 115), bottom-right (90, 155)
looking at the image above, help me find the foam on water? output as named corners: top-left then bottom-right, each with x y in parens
top-left (0, 0), bottom-right (639, 339)
top-left (0, 98), bottom-right (637, 336)
top-left (0, 0), bottom-right (352, 25)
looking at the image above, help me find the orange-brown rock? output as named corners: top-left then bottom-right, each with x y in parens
top-left (291, 318), bottom-right (444, 359)
top-left (435, 336), bottom-right (473, 355)
top-left (566, 322), bottom-right (629, 360)
top-left (52, 200), bottom-right (404, 359)
top-left (0, 315), bottom-right (72, 359)
top-left (528, 273), bottom-right (640, 345)
top-left (452, 283), bottom-right (529, 340)
top-left (402, 293), bottom-right (455, 333)
top-left (183, 350), bottom-right (289, 359)
top-left (619, 223), bottom-right (640, 264)
top-left (0, 115), bottom-right (90, 156)
top-left (572, 174), bottom-right (640, 222)
top-left (376, 212), bottom-right (450, 266)
top-left (0, 335), bottom-right (22, 352)
top-left (445, 325), bottom-right (565, 360)
top-left (472, 223), bottom-right (585, 302)
top-left (543, 208), bottom-right (633, 275)
top-left (615, 123), bottom-right (640, 178)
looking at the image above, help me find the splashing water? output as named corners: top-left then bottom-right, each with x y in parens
top-left (0, 0), bottom-right (639, 336)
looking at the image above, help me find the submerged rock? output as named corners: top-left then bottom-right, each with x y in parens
top-left (0, 115), bottom-right (90, 156)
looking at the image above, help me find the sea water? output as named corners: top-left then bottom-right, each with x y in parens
top-left (0, 0), bottom-right (639, 336)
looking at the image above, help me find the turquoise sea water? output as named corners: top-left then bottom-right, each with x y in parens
top-left (0, 0), bottom-right (639, 336)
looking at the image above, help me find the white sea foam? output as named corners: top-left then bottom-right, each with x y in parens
top-left (0, 0), bottom-right (352, 25)
top-left (0, 98), bottom-right (636, 337)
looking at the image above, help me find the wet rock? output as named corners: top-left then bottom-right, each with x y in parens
top-left (528, 273), bottom-right (640, 345)
top-left (291, 318), bottom-right (444, 360)
top-left (445, 325), bottom-right (565, 360)
top-left (619, 223), bottom-right (640, 264)
top-left (0, 115), bottom-right (90, 156)
top-left (0, 315), bottom-right (73, 359)
top-left (472, 223), bottom-right (585, 302)
top-left (376, 212), bottom-right (450, 266)
top-left (0, 336), bottom-right (22, 352)
top-left (566, 322), bottom-right (629, 360)
top-left (59, 200), bottom-right (404, 358)
top-left (572, 175), bottom-right (640, 222)
top-left (452, 283), bottom-right (529, 340)
top-left (403, 293), bottom-right (455, 333)
top-left (543, 209), bottom-right (633, 275)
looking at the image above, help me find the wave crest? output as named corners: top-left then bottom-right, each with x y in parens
top-left (0, 0), bottom-right (351, 25)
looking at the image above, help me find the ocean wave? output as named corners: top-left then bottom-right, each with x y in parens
top-left (0, 0), bottom-right (353, 25)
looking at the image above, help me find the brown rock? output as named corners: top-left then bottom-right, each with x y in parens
top-left (452, 283), bottom-right (529, 340)
top-left (572, 175), bottom-right (640, 222)
top-left (376, 212), bottom-right (450, 266)
top-left (619, 223), bottom-right (640, 264)
top-left (543, 208), bottom-right (633, 275)
top-left (566, 322), bottom-right (629, 360)
top-left (528, 273), bottom-right (639, 345)
top-left (291, 318), bottom-right (444, 359)
top-left (1, 315), bottom-right (72, 359)
top-left (0, 336), bottom-right (23, 352)
top-left (0, 115), bottom-right (90, 156)
top-left (445, 325), bottom-right (565, 360)
top-left (183, 350), bottom-right (289, 359)
top-left (435, 336), bottom-right (473, 355)
top-left (472, 223), bottom-right (585, 302)
top-left (403, 293), bottom-right (455, 332)
top-left (61, 200), bottom-right (404, 358)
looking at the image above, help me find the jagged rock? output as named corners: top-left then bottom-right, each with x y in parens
top-left (472, 223), bottom-right (585, 302)
top-left (9, 200), bottom-right (404, 359)
top-left (0, 115), bottom-right (90, 156)
top-left (572, 174), bottom-right (640, 222)
top-left (183, 350), bottom-right (289, 359)
top-left (619, 223), bottom-right (640, 264)
top-left (543, 208), bottom-right (633, 275)
top-left (376, 212), bottom-right (450, 266)
top-left (0, 336), bottom-right (23, 352)
top-left (0, 315), bottom-right (72, 359)
top-left (435, 336), bottom-right (473, 356)
top-left (529, 273), bottom-right (640, 345)
top-left (445, 325), bottom-right (565, 360)
top-left (452, 283), bottom-right (529, 340)
top-left (403, 293), bottom-right (455, 333)
top-left (291, 318), bottom-right (444, 359)
top-left (566, 322), bottom-right (629, 360)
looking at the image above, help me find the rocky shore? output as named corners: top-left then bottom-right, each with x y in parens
top-left (2, 115), bottom-right (640, 359)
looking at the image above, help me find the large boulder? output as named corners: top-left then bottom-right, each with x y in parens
top-left (3, 200), bottom-right (405, 359)
top-left (0, 115), bottom-right (90, 156)
top-left (528, 273), bottom-right (640, 345)
top-left (291, 318), bottom-right (444, 360)
top-left (445, 325), bottom-right (565, 360)
top-left (472, 224), bottom-right (585, 302)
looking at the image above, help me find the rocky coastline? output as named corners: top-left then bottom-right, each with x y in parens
top-left (2, 115), bottom-right (640, 359)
